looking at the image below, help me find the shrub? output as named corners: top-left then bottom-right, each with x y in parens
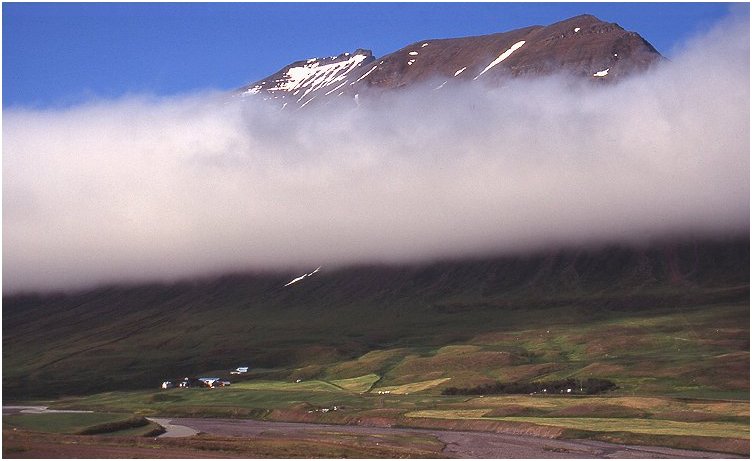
top-left (442, 378), bottom-right (616, 396)
top-left (76, 415), bottom-right (149, 435)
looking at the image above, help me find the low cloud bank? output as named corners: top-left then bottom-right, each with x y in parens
top-left (3, 14), bottom-right (749, 294)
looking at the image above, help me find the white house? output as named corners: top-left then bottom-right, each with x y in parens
top-left (199, 377), bottom-right (221, 387)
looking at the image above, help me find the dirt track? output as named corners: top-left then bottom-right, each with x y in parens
top-left (148, 418), bottom-right (199, 438)
top-left (162, 417), bottom-right (742, 458)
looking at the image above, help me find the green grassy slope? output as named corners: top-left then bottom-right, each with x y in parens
top-left (3, 238), bottom-right (748, 399)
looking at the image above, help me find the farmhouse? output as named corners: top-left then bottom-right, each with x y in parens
top-left (199, 377), bottom-right (221, 387)
top-left (166, 376), bottom-right (232, 389)
top-left (178, 377), bottom-right (220, 388)
top-left (179, 377), bottom-right (202, 388)
top-left (198, 377), bottom-right (232, 388)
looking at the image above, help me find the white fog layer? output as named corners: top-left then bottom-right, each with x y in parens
top-left (3, 15), bottom-right (749, 293)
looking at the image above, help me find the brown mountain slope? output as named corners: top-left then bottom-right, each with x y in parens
top-left (239, 14), bottom-right (662, 108)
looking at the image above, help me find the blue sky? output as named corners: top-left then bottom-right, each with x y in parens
top-left (2, 2), bottom-right (742, 108)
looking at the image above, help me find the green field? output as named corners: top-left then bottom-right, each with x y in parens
top-left (2, 412), bottom-right (144, 435)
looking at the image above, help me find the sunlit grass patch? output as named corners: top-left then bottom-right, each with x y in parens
top-left (548, 403), bottom-right (649, 418)
top-left (690, 401), bottom-right (750, 416)
top-left (461, 395), bottom-right (564, 410)
top-left (435, 345), bottom-right (483, 355)
top-left (491, 363), bottom-right (565, 383)
top-left (372, 378), bottom-right (451, 394)
top-left (574, 361), bottom-right (626, 377)
top-left (496, 417), bottom-right (749, 439)
top-left (326, 348), bottom-right (408, 379)
top-left (330, 374), bottom-right (380, 393)
top-left (415, 394), bottom-right (749, 421)
top-left (378, 348), bottom-right (522, 391)
top-left (232, 380), bottom-right (343, 392)
top-left (406, 409), bottom-right (491, 419)
top-left (405, 408), bottom-right (748, 439)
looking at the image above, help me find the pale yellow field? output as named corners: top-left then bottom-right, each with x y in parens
top-left (404, 410), bottom-right (749, 439)
top-left (457, 395), bottom-right (749, 416)
top-left (231, 380), bottom-right (342, 392)
top-left (406, 409), bottom-right (491, 419)
top-left (498, 417), bottom-right (749, 439)
top-left (330, 374), bottom-right (380, 393)
top-left (371, 378), bottom-right (451, 394)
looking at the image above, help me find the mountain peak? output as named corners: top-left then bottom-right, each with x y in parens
top-left (240, 14), bottom-right (662, 109)
top-left (562, 13), bottom-right (601, 22)
top-left (238, 49), bottom-right (375, 105)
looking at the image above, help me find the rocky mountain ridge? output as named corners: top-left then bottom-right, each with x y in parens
top-left (239, 14), bottom-right (662, 109)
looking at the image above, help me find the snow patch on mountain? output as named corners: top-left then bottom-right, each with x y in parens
top-left (474, 40), bottom-right (526, 80)
top-left (300, 96), bottom-right (317, 108)
top-left (593, 68), bottom-right (610, 77)
top-left (284, 266), bottom-right (322, 287)
top-left (356, 65), bottom-right (378, 82)
top-left (264, 54), bottom-right (369, 100)
top-left (325, 80), bottom-right (349, 95)
top-left (243, 85), bottom-right (263, 95)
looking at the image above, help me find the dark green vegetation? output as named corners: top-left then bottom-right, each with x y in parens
top-left (4, 238), bottom-right (748, 400)
top-left (1, 412), bottom-right (160, 437)
top-left (442, 378), bottom-right (617, 395)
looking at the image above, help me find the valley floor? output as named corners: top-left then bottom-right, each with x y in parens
top-left (152, 417), bottom-right (746, 458)
top-left (3, 417), bottom-right (744, 459)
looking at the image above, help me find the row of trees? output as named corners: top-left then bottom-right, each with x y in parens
top-left (442, 378), bottom-right (617, 396)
